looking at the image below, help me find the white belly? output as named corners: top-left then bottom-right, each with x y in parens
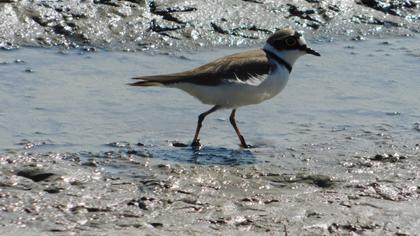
top-left (174, 69), bottom-right (290, 108)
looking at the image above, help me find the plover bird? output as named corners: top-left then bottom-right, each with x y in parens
top-left (130, 28), bottom-right (320, 148)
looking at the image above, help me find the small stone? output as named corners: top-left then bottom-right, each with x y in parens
top-left (127, 149), bottom-right (151, 158)
top-left (16, 168), bottom-right (57, 182)
top-left (302, 174), bottom-right (334, 188)
top-left (14, 59), bottom-right (25, 64)
top-left (372, 154), bottom-right (385, 160)
top-left (351, 35), bottom-right (366, 41)
top-left (312, 176), bottom-right (333, 188)
top-left (82, 160), bottom-right (98, 167)
top-left (386, 111), bottom-right (401, 116)
top-left (44, 187), bottom-right (62, 194)
top-left (156, 164), bottom-right (170, 169)
top-left (0, 41), bottom-right (18, 50)
top-left (107, 141), bottom-right (130, 148)
top-left (149, 222), bottom-right (163, 228)
top-left (414, 123), bottom-right (420, 131)
top-left (171, 142), bottom-right (188, 147)
top-left (83, 46), bottom-right (97, 52)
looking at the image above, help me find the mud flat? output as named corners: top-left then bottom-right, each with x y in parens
top-left (1, 0), bottom-right (420, 235)
top-left (1, 147), bottom-right (419, 235)
top-left (1, 35), bottom-right (420, 234)
top-left (1, 0), bottom-right (420, 50)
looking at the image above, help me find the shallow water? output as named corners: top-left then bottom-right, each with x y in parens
top-left (0, 36), bottom-right (419, 166)
top-left (1, 37), bottom-right (420, 235)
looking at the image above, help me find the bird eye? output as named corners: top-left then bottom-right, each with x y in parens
top-left (285, 37), bottom-right (297, 46)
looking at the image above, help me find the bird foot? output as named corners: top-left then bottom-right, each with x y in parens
top-left (240, 143), bottom-right (254, 149)
top-left (239, 135), bottom-right (253, 149)
top-left (191, 139), bottom-right (202, 148)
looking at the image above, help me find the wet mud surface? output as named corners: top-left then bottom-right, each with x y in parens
top-left (1, 36), bottom-right (420, 234)
top-left (1, 144), bottom-right (419, 235)
top-left (1, 1), bottom-right (420, 233)
top-left (1, 0), bottom-right (420, 50)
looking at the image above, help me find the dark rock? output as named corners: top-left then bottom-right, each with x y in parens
top-left (171, 142), bottom-right (188, 147)
top-left (287, 4), bottom-right (321, 22)
top-left (288, 4), bottom-right (316, 15)
top-left (370, 153), bottom-right (402, 162)
top-left (16, 168), bottom-right (57, 182)
top-left (44, 187), bottom-right (62, 193)
top-left (304, 174), bottom-right (334, 188)
top-left (82, 46), bottom-right (97, 52)
top-left (414, 123), bottom-right (420, 131)
top-left (210, 22), bottom-right (230, 35)
top-left (352, 35), bottom-right (367, 41)
top-left (149, 222), bottom-right (163, 228)
top-left (264, 199), bottom-right (280, 204)
top-left (93, 0), bottom-right (120, 7)
top-left (328, 5), bottom-right (340, 12)
top-left (127, 197), bottom-right (159, 210)
top-left (52, 23), bottom-right (73, 36)
top-left (242, 0), bottom-right (263, 3)
top-left (358, 0), bottom-right (417, 17)
top-left (210, 22), bottom-right (261, 39)
top-left (149, 1), bottom-right (196, 24)
top-left (149, 19), bottom-right (185, 33)
top-left (126, 149), bottom-right (151, 157)
top-left (352, 14), bottom-right (401, 27)
top-left (371, 154), bottom-right (386, 161)
top-left (0, 41), bottom-right (18, 50)
top-left (82, 159), bottom-right (98, 167)
top-left (125, 0), bottom-right (146, 5)
top-left (85, 207), bottom-right (111, 212)
top-left (156, 164), bottom-right (170, 169)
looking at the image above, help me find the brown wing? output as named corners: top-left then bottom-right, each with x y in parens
top-left (130, 49), bottom-right (271, 87)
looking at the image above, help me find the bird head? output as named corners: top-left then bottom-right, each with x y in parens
top-left (264, 28), bottom-right (320, 67)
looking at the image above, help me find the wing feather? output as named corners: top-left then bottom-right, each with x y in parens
top-left (129, 49), bottom-right (271, 87)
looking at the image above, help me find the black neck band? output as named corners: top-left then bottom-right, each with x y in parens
top-left (263, 49), bottom-right (292, 73)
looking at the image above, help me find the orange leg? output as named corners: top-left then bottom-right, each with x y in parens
top-left (191, 105), bottom-right (219, 147)
top-left (229, 109), bottom-right (249, 148)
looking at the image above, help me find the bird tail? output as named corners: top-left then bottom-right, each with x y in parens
top-left (128, 80), bottom-right (162, 87)
top-left (128, 74), bottom-right (185, 87)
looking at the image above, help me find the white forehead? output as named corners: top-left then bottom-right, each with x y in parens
top-left (298, 36), bottom-right (307, 46)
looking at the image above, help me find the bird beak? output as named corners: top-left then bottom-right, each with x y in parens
top-left (305, 47), bottom-right (321, 56)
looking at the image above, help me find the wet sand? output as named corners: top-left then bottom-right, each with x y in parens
top-left (1, 36), bottom-right (420, 234)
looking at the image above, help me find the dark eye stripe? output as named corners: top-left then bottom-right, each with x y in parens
top-left (285, 37), bottom-right (296, 46)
